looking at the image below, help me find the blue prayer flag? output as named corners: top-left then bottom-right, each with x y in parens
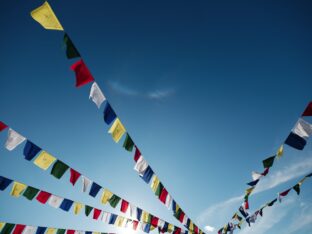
top-left (137, 207), bottom-right (142, 220)
top-left (36, 227), bottom-right (47, 234)
top-left (140, 166), bottom-right (154, 184)
top-left (285, 132), bottom-right (306, 150)
top-left (0, 176), bottom-right (13, 191)
top-left (109, 214), bottom-right (117, 224)
top-left (89, 182), bottom-right (102, 197)
top-left (23, 140), bottom-right (41, 161)
top-left (60, 198), bottom-right (74, 211)
top-left (103, 102), bottom-right (117, 125)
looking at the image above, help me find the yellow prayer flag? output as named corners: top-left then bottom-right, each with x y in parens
top-left (34, 151), bottom-right (56, 170)
top-left (101, 189), bottom-right (113, 204)
top-left (150, 175), bottom-right (160, 193)
top-left (46, 228), bottom-right (56, 234)
top-left (10, 181), bottom-right (27, 197)
top-left (0, 222), bottom-right (5, 231)
top-left (108, 118), bottom-right (126, 143)
top-left (189, 221), bottom-right (194, 232)
top-left (115, 217), bottom-right (125, 227)
top-left (30, 1), bottom-right (64, 31)
top-left (142, 211), bottom-right (149, 223)
top-left (74, 202), bottom-right (83, 215)
top-left (245, 187), bottom-right (254, 195)
top-left (277, 145), bottom-right (284, 159)
top-left (168, 224), bottom-right (174, 232)
top-left (93, 232), bottom-right (101, 234)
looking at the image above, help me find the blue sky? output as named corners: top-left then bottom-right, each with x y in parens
top-left (0, 0), bottom-right (312, 233)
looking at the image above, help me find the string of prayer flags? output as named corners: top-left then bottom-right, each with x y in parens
top-left (34, 151), bottom-right (56, 170)
top-left (302, 102), bottom-right (312, 116)
top-left (30, 1), bottom-right (64, 31)
top-left (51, 160), bottom-right (69, 179)
top-left (89, 82), bottom-right (106, 109)
top-left (23, 140), bottom-right (41, 161)
top-left (5, 128), bottom-right (26, 151)
top-left (70, 59), bottom-right (94, 88)
top-left (123, 133), bottom-right (134, 152)
top-left (285, 118), bottom-right (312, 150)
top-left (108, 118), bottom-right (126, 143)
top-left (0, 121), bottom-right (8, 132)
top-left (103, 102), bottom-right (117, 125)
top-left (63, 33), bottom-right (80, 59)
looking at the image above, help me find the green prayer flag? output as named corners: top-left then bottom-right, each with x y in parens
top-left (56, 229), bottom-right (66, 234)
top-left (147, 213), bottom-right (152, 223)
top-left (155, 182), bottom-right (164, 197)
top-left (23, 186), bottom-right (39, 200)
top-left (109, 195), bottom-right (121, 208)
top-left (174, 208), bottom-right (182, 219)
top-left (1, 223), bottom-right (15, 234)
top-left (85, 205), bottom-right (93, 216)
top-left (293, 184), bottom-right (300, 195)
top-left (123, 133), bottom-right (134, 152)
top-left (262, 155), bottom-right (276, 168)
top-left (51, 160), bottom-right (69, 179)
top-left (64, 33), bottom-right (80, 59)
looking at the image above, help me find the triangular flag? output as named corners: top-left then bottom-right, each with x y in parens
top-left (262, 156), bottom-right (275, 168)
top-left (123, 133), bottom-right (134, 152)
top-left (252, 171), bottom-right (262, 181)
top-left (278, 188), bottom-right (291, 202)
top-left (302, 102), bottom-right (312, 116)
top-left (63, 33), bottom-right (80, 59)
top-left (108, 118), bottom-right (126, 143)
top-left (89, 82), bottom-right (105, 108)
top-left (85, 205), bottom-right (93, 216)
top-left (247, 179), bottom-right (259, 187)
top-left (293, 184), bottom-right (300, 195)
top-left (33, 151), bottom-right (56, 170)
top-left (70, 59), bottom-right (94, 88)
top-left (30, 1), bottom-right (64, 30)
top-left (51, 160), bottom-right (69, 179)
top-left (0, 176), bottom-right (13, 191)
top-left (267, 198), bottom-right (277, 206)
top-left (5, 128), bottom-right (26, 151)
top-left (69, 168), bottom-right (81, 186)
top-left (48, 195), bottom-right (64, 208)
top-left (245, 187), bottom-right (255, 196)
top-left (10, 182), bottom-right (27, 197)
top-left (276, 145), bottom-right (284, 159)
top-left (0, 121), bottom-right (8, 132)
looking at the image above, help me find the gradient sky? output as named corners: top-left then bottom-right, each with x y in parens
top-left (1, 0), bottom-right (312, 234)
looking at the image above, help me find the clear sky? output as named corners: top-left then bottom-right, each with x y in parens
top-left (0, 0), bottom-right (312, 234)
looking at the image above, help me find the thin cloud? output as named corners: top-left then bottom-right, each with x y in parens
top-left (287, 203), bottom-right (312, 233)
top-left (204, 225), bottom-right (215, 232)
top-left (108, 81), bottom-right (138, 96)
top-left (147, 89), bottom-right (175, 100)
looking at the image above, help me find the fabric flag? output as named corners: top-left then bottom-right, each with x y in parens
top-left (137, 208), bottom-right (143, 221)
top-left (70, 59), bottom-right (94, 88)
top-left (23, 186), bottom-right (39, 200)
top-left (1, 223), bottom-right (15, 234)
top-left (285, 132), bottom-right (306, 150)
top-left (5, 128), bottom-right (26, 151)
top-left (108, 194), bottom-right (121, 208)
top-left (123, 133), bottom-right (134, 152)
top-left (12, 224), bottom-right (26, 234)
top-left (51, 160), bottom-right (69, 179)
top-left (232, 213), bottom-right (242, 222)
top-left (151, 175), bottom-right (160, 193)
top-left (262, 156), bottom-right (275, 168)
top-left (10, 182), bottom-right (27, 197)
top-left (73, 202), bottom-right (83, 215)
top-left (66, 230), bottom-right (74, 234)
top-left (101, 189), bottom-right (113, 204)
top-left (302, 102), bottom-right (312, 116)
top-left (267, 198), bottom-right (277, 207)
top-left (246, 213), bottom-right (257, 226)
top-left (278, 188), bottom-right (291, 202)
top-left (36, 191), bottom-right (52, 204)
top-left (120, 200), bottom-right (129, 213)
top-left (103, 102), bottom-right (117, 125)
top-left (159, 188), bottom-right (168, 204)
top-left (108, 118), bottom-right (126, 143)
top-left (293, 184), bottom-right (300, 195)
top-left (247, 179), bottom-right (259, 187)
top-left (23, 226), bottom-right (37, 234)
top-left (130, 204), bottom-right (137, 218)
top-left (69, 168), bottom-right (81, 186)
top-left (252, 171), bottom-right (262, 181)
top-left (0, 222), bottom-right (5, 231)
top-left (60, 199), bottom-right (73, 211)
top-left (134, 156), bottom-right (149, 176)
top-left (165, 194), bottom-right (172, 209)
top-left (262, 167), bottom-right (270, 176)
top-left (46, 228), bottom-right (56, 234)
top-left (134, 147), bottom-right (141, 162)
top-left (277, 145), bottom-right (284, 159)
top-left (30, 1), bottom-right (64, 30)
top-left (0, 121), bottom-right (8, 132)
top-left (109, 214), bottom-right (118, 225)
top-left (0, 176), bottom-right (13, 191)
top-left (245, 187), bottom-right (255, 196)
top-left (141, 166), bottom-right (154, 184)
top-left (36, 227), bottom-right (47, 234)
top-left (89, 82), bottom-right (105, 108)
top-left (33, 151), bottom-right (56, 170)
top-left (85, 205), bottom-right (93, 217)
top-left (63, 33), bottom-right (80, 59)
top-left (89, 182), bottom-right (102, 197)
top-left (82, 176), bottom-right (91, 192)
top-left (155, 182), bottom-right (164, 197)
top-left (48, 195), bottom-right (63, 208)
top-left (93, 208), bottom-right (102, 220)
top-left (292, 118), bottom-right (312, 138)
top-left (151, 217), bottom-right (159, 227)
top-left (238, 206), bottom-right (249, 218)
top-left (23, 141), bottom-right (41, 161)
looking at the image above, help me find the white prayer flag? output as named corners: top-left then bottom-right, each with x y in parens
top-left (48, 194), bottom-right (64, 208)
top-left (251, 171), bottom-right (262, 181)
top-left (130, 204), bottom-right (137, 219)
top-left (89, 82), bottom-right (106, 108)
top-left (292, 118), bottom-right (312, 139)
top-left (134, 156), bottom-right (148, 176)
top-left (165, 193), bottom-right (172, 209)
top-left (5, 128), bottom-right (26, 151)
top-left (23, 226), bottom-right (37, 234)
top-left (82, 176), bottom-right (92, 192)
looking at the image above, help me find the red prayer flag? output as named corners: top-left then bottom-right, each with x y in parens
top-left (70, 59), bottom-right (94, 88)
top-left (244, 200), bottom-right (249, 209)
top-left (194, 226), bottom-right (199, 234)
top-left (261, 167), bottom-right (269, 176)
top-left (134, 147), bottom-right (141, 162)
top-left (151, 216), bottom-right (159, 227)
top-left (133, 220), bottom-right (139, 230)
top-left (120, 199), bottom-right (129, 213)
top-left (173, 227), bottom-right (181, 234)
top-left (13, 224), bottom-right (26, 234)
top-left (70, 168), bottom-right (81, 186)
top-left (36, 191), bottom-right (51, 204)
top-left (302, 102), bottom-right (312, 116)
top-left (280, 188), bottom-right (291, 197)
top-left (0, 121), bottom-right (8, 132)
top-left (159, 187), bottom-right (168, 204)
top-left (66, 230), bottom-right (75, 234)
top-left (179, 211), bottom-right (185, 223)
top-left (93, 208), bottom-right (102, 220)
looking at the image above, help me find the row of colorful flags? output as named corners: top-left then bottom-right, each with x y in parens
top-left (28, 1), bottom-right (204, 233)
top-left (217, 172), bottom-right (312, 234)
top-left (0, 124), bottom-right (186, 234)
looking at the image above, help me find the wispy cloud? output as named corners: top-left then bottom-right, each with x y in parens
top-left (147, 89), bottom-right (175, 100)
top-left (204, 225), bottom-right (215, 232)
top-left (287, 202), bottom-right (312, 234)
top-left (108, 81), bottom-right (138, 96)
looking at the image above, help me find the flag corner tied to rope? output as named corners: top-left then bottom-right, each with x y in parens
top-left (30, 1), bottom-right (64, 31)
top-left (70, 59), bottom-right (95, 88)
top-left (0, 121), bottom-right (8, 132)
top-left (108, 118), bottom-right (126, 143)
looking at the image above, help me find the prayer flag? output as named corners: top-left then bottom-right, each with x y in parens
top-left (302, 102), bottom-right (312, 116)
top-left (262, 167), bottom-right (270, 176)
top-left (109, 194), bottom-right (121, 208)
top-left (5, 128), bottom-right (26, 151)
top-left (109, 214), bottom-right (117, 225)
top-left (134, 156), bottom-right (148, 176)
top-left (30, 1), bottom-right (64, 30)
top-left (70, 59), bottom-right (94, 88)
top-left (120, 199), bottom-right (129, 213)
top-left (51, 160), bottom-right (69, 179)
top-left (251, 171), bottom-right (262, 181)
top-left (293, 184), bottom-right (300, 195)
top-left (245, 187), bottom-right (255, 196)
top-left (238, 206), bottom-right (249, 218)
top-left (66, 230), bottom-right (74, 234)
top-left (46, 228), bottom-right (56, 234)
top-left (33, 151), bottom-right (56, 170)
top-left (82, 176), bottom-right (91, 192)
top-left (36, 227), bottom-right (47, 234)
top-left (60, 198), bottom-right (73, 211)
top-left (69, 168), bottom-right (81, 186)
top-left (0, 121), bottom-right (8, 132)
top-left (89, 182), bottom-right (101, 197)
top-left (23, 186), bottom-right (39, 200)
top-left (277, 145), bottom-right (284, 159)
top-left (108, 118), bottom-right (126, 143)
top-left (36, 191), bottom-right (51, 204)
top-left (23, 141), bottom-right (41, 161)
top-left (262, 156), bottom-right (275, 168)
top-left (134, 147), bottom-right (141, 162)
top-left (13, 224), bottom-right (26, 234)
top-left (151, 217), bottom-right (159, 227)
top-left (74, 202), bottom-right (83, 215)
top-left (137, 208), bottom-right (143, 220)
top-left (285, 132), bottom-right (306, 150)
top-left (48, 195), bottom-right (63, 208)
top-left (0, 222), bottom-right (5, 231)
top-left (0, 176), bottom-right (13, 191)
top-left (267, 198), bottom-right (277, 206)
top-left (24, 226), bottom-right (37, 234)
top-left (247, 179), bottom-right (259, 187)
top-left (85, 205), bottom-right (93, 216)
top-left (155, 183), bottom-right (164, 197)
top-left (10, 182), bottom-right (26, 197)
top-left (306, 173), bottom-right (312, 177)
top-left (278, 188), bottom-right (291, 202)
top-left (123, 133), bottom-right (134, 152)
top-left (151, 175), bottom-right (160, 193)
top-left (89, 82), bottom-right (105, 108)
top-left (292, 118), bottom-right (312, 138)
top-left (101, 189), bottom-right (113, 204)
top-left (63, 33), bottom-right (80, 59)
top-left (165, 193), bottom-right (172, 209)
top-left (93, 208), bottom-right (102, 220)
top-left (159, 187), bottom-right (168, 204)
top-left (140, 166), bottom-right (154, 184)
top-left (103, 102), bottom-right (117, 125)
top-left (56, 229), bottom-right (65, 234)
top-left (2, 223), bottom-right (15, 234)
